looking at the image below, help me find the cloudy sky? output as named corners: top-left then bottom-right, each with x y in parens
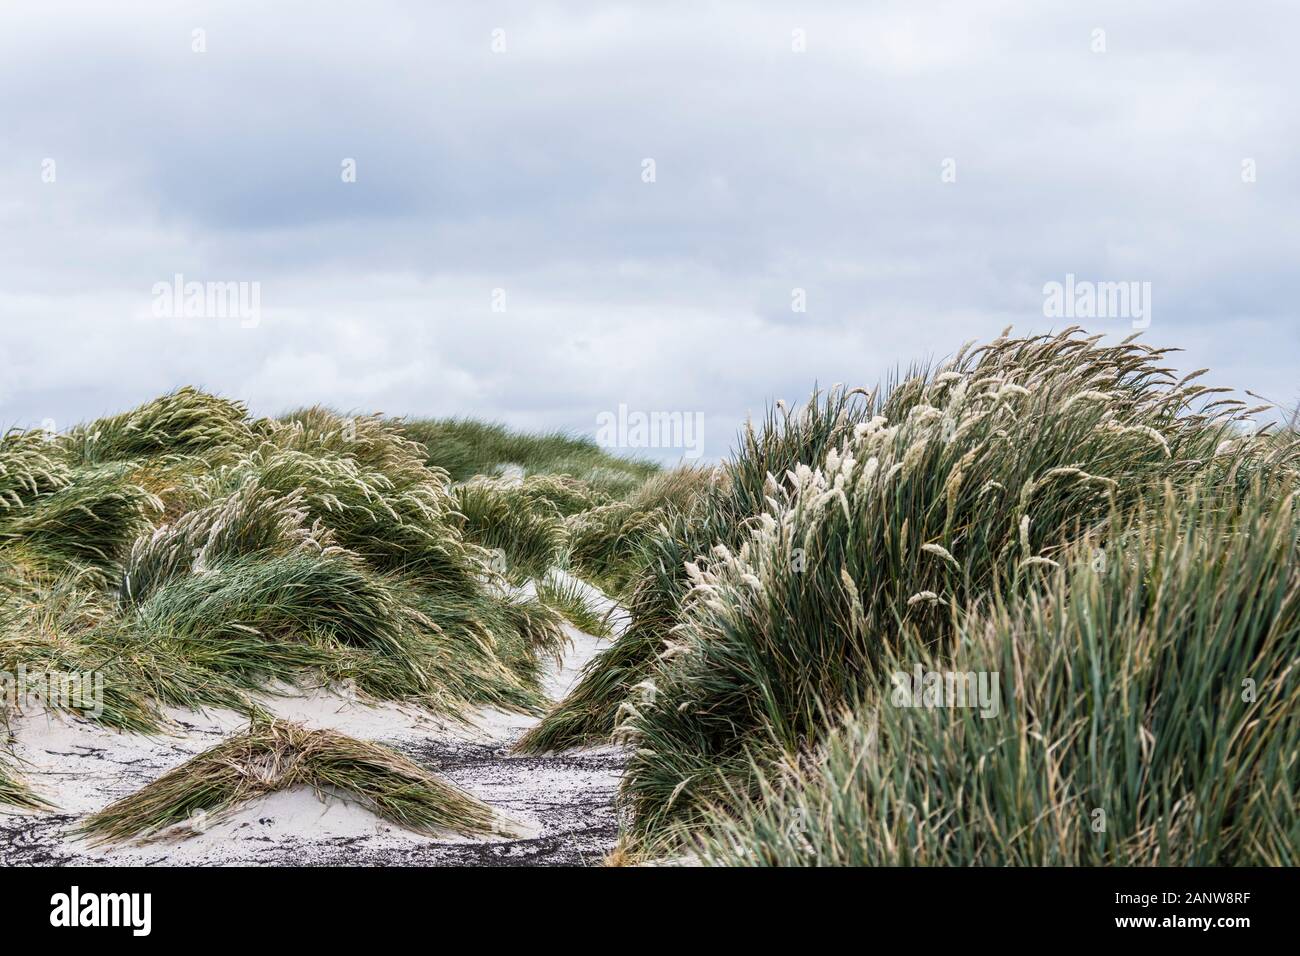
top-left (1, 1), bottom-right (1296, 461)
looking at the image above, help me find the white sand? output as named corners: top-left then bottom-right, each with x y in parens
top-left (0, 587), bottom-right (626, 866)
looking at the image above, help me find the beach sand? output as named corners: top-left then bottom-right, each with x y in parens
top-left (0, 577), bottom-right (626, 867)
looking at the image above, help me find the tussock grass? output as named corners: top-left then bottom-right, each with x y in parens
top-left (62, 387), bottom-right (252, 466)
top-left (695, 486), bottom-right (1300, 865)
top-left (536, 572), bottom-right (614, 639)
top-left (0, 390), bottom-right (627, 800)
top-left (1, 572), bottom-right (175, 732)
top-left (453, 477), bottom-right (569, 584)
top-left (0, 766), bottom-right (37, 809)
top-left (197, 444), bottom-right (488, 589)
top-left (132, 553), bottom-right (412, 657)
top-left (519, 394), bottom-right (861, 755)
top-left (398, 417), bottom-right (657, 491)
top-left (518, 329), bottom-right (1300, 859)
top-left (271, 407), bottom-right (431, 474)
top-left (564, 502), bottom-right (659, 594)
top-left (121, 482), bottom-right (340, 605)
top-left (0, 430), bottom-right (71, 511)
top-left (0, 696), bottom-right (50, 809)
top-left (622, 330), bottom-right (1279, 845)
top-left (80, 720), bottom-right (510, 843)
top-left (506, 473), bottom-right (614, 517)
top-left (477, 589), bottom-right (571, 687)
top-left (453, 470), bottom-right (682, 588)
top-left (0, 465), bottom-right (162, 585)
top-left (565, 466), bottom-right (718, 597)
top-left (0, 754), bottom-right (48, 810)
top-left (121, 552), bottom-right (556, 716)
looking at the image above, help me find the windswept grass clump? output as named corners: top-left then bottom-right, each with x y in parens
top-left (62, 387), bottom-right (253, 466)
top-left (270, 407), bottom-right (432, 474)
top-left (398, 417), bottom-right (657, 492)
top-left (0, 697), bottom-right (49, 810)
top-left (0, 571), bottom-right (179, 732)
top-left (564, 503), bottom-right (659, 595)
top-left (0, 753), bottom-right (47, 810)
top-left (0, 391), bottom-right (631, 803)
top-left (536, 572), bottom-right (615, 639)
top-left (452, 477), bottom-right (570, 584)
top-left (0, 465), bottom-right (162, 586)
top-left (0, 430), bottom-right (71, 510)
top-left (519, 391), bottom-right (867, 754)
top-left (194, 444), bottom-right (497, 591)
top-left (453, 469), bottom-right (695, 589)
top-left (518, 329), bottom-right (1300, 861)
top-left (80, 720), bottom-right (510, 843)
top-left (565, 466), bottom-right (718, 598)
top-left (132, 554), bottom-right (412, 657)
top-left (506, 474), bottom-right (614, 517)
top-left (619, 331), bottom-right (1288, 847)
top-left (121, 482), bottom-right (339, 605)
top-left (111, 468), bottom-right (562, 716)
top-left (696, 486), bottom-right (1300, 865)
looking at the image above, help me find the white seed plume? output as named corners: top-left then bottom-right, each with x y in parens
top-left (1061, 390), bottom-right (1110, 413)
top-left (921, 542), bottom-right (960, 570)
top-left (1105, 423), bottom-right (1171, 458)
top-left (1039, 465), bottom-right (1118, 489)
top-left (684, 561), bottom-right (705, 586)
top-left (633, 679), bottom-right (658, 705)
top-left (659, 642), bottom-right (691, 661)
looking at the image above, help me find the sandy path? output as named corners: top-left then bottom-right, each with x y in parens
top-left (0, 602), bottom-right (624, 866)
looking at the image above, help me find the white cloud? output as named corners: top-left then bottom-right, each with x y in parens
top-left (1, 1), bottom-right (1297, 456)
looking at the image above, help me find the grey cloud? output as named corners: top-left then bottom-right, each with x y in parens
top-left (1, 0), bottom-right (1297, 459)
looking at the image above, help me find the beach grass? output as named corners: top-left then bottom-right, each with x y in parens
top-left (79, 720), bottom-right (511, 843)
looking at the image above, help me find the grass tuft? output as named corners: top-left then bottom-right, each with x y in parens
top-left (397, 417), bottom-right (657, 491)
top-left (520, 329), bottom-right (1300, 860)
top-left (62, 387), bottom-right (253, 466)
top-left (536, 572), bottom-right (615, 639)
top-left (79, 719), bottom-right (511, 842)
top-left (694, 486), bottom-right (1300, 865)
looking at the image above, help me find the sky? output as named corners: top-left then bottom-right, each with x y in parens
top-left (1, 1), bottom-right (1296, 462)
